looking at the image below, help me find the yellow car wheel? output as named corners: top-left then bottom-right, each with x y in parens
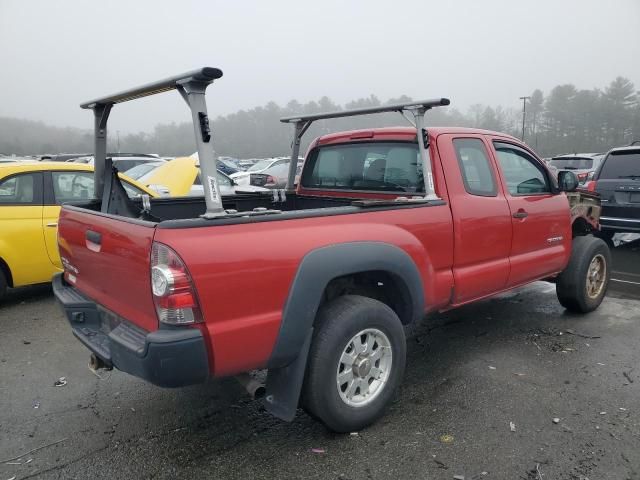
top-left (0, 269), bottom-right (6, 302)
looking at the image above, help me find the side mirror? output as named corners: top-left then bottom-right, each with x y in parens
top-left (558, 170), bottom-right (578, 192)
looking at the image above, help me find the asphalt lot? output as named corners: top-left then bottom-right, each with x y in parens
top-left (1, 238), bottom-right (639, 480)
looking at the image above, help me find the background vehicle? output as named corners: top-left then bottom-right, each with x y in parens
top-left (121, 161), bottom-right (165, 180)
top-left (139, 156), bottom-right (268, 196)
top-left (70, 155), bottom-right (165, 175)
top-left (40, 153), bottom-right (92, 162)
top-left (54, 68), bottom-right (607, 434)
top-left (250, 160), bottom-right (304, 188)
top-left (232, 156), bottom-right (304, 187)
top-left (238, 158), bottom-right (260, 169)
top-left (586, 143), bottom-right (640, 236)
top-left (190, 152), bottom-right (242, 175)
top-left (549, 153), bottom-right (604, 185)
top-left (0, 162), bottom-right (156, 301)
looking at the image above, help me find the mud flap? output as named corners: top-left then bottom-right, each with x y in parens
top-left (263, 327), bottom-right (313, 422)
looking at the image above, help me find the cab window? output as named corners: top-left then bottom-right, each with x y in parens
top-left (302, 142), bottom-right (424, 193)
top-left (51, 171), bottom-right (146, 204)
top-left (493, 142), bottom-right (550, 195)
top-left (0, 173), bottom-right (40, 205)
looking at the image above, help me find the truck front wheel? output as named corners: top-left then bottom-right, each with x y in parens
top-left (556, 236), bottom-right (611, 313)
top-left (302, 295), bottom-right (406, 433)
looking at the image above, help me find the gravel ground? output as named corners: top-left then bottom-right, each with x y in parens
top-left (0, 240), bottom-right (638, 480)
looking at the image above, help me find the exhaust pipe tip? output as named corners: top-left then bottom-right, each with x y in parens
top-left (89, 354), bottom-right (112, 371)
top-left (236, 373), bottom-right (266, 399)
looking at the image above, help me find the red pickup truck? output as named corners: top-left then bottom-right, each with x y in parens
top-left (54, 68), bottom-right (609, 432)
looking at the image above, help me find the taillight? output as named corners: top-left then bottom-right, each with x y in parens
top-left (151, 242), bottom-right (202, 325)
top-left (577, 172), bottom-right (588, 183)
top-left (585, 180), bottom-right (597, 192)
top-left (266, 175), bottom-right (276, 185)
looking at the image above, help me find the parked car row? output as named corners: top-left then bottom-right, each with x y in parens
top-left (548, 153), bottom-right (604, 184)
top-left (585, 142), bottom-right (640, 237)
top-left (0, 161), bottom-right (157, 301)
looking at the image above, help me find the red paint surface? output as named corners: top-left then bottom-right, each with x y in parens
top-left (59, 127), bottom-right (580, 378)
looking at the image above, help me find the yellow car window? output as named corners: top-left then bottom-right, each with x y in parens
top-left (51, 171), bottom-right (148, 204)
top-left (0, 173), bottom-right (37, 204)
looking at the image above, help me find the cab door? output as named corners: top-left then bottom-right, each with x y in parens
top-left (437, 135), bottom-right (513, 304)
top-left (491, 141), bottom-right (571, 286)
top-left (0, 172), bottom-right (50, 286)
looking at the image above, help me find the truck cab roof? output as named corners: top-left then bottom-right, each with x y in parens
top-left (313, 127), bottom-right (520, 148)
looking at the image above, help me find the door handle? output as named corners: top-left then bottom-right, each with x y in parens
top-left (46, 222), bottom-right (58, 227)
top-left (513, 210), bottom-right (529, 219)
top-left (86, 230), bottom-right (102, 244)
top-left (85, 230), bottom-right (102, 252)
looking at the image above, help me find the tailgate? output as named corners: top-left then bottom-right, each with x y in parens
top-left (58, 206), bottom-right (158, 332)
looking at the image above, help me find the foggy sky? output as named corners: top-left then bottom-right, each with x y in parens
top-left (1, 0), bottom-right (639, 134)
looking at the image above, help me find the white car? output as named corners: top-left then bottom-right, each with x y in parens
top-left (231, 157), bottom-right (303, 186)
top-left (189, 170), bottom-right (269, 196)
top-left (70, 155), bottom-right (165, 175)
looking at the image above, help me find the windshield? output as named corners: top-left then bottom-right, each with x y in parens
top-left (599, 151), bottom-right (640, 178)
top-left (549, 158), bottom-right (594, 170)
top-left (301, 142), bottom-right (424, 193)
top-left (218, 159), bottom-right (238, 169)
top-left (123, 162), bottom-right (162, 180)
top-left (247, 160), bottom-right (274, 172)
top-left (114, 159), bottom-right (155, 173)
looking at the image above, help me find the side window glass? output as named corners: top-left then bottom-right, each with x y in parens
top-left (453, 138), bottom-right (497, 196)
top-left (52, 172), bottom-right (94, 203)
top-left (52, 171), bottom-right (145, 202)
top-left (217, 173), bottom-right (231, 186)
top-left (0, 174), bottom-right (37, 204)
top-left (493, 143), bottom-right (550, 195)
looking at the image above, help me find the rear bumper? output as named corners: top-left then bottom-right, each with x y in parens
top-left (53, 273), bottom-right (209, 387)
top-left (600, 216), bottom-right (640, 233)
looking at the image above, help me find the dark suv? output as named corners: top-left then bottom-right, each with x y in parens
top-left (587, 143), bottom-right (640, 236)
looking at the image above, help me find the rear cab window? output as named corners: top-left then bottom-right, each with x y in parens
top-left (599, 150), bottom-right (640, 179)
top-left (301, 142), bottom-right (424, 193)
top-left (549, 157), bottom-right (594, 170)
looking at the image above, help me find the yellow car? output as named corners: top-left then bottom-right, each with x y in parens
top-left (140, 156), bottom-right (270, 196)
top-left (0, 161), bottom-right (156, 300)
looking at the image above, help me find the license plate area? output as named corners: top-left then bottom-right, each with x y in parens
top-left (98, 306), bottom-right (123, 335)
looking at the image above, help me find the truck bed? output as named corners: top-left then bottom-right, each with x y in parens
top-left (68, 192), bottom-right (442, 228)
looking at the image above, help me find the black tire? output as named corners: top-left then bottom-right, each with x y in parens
top-left (0, 269), bottom-right (6, 303)
top-left (595, 229), bottom-right (615, 248)
top-left (596, 229), bottom-right (615, 240)
top-left (556, 236), bottom-right (611, 313)
top-left (302, 295), bottom-right (406, 433)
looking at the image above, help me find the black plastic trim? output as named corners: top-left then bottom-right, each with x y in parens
top-left (53, 273), bottom-right (209, 387)
top-left (158, 200), bottom-right (446, 229)
top-left (267, 242), bottom-right (425, 368)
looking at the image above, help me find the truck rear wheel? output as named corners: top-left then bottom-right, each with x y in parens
top-left (302, 295), bottom-right (406, 433)
top-left (556, 236), bottom-right (611, 313)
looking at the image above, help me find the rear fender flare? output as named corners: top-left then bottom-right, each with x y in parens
top-left (268, 241), bottom-right (425, 369)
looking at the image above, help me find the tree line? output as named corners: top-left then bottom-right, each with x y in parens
top-left (1, 76), bottom-right (638, 159)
